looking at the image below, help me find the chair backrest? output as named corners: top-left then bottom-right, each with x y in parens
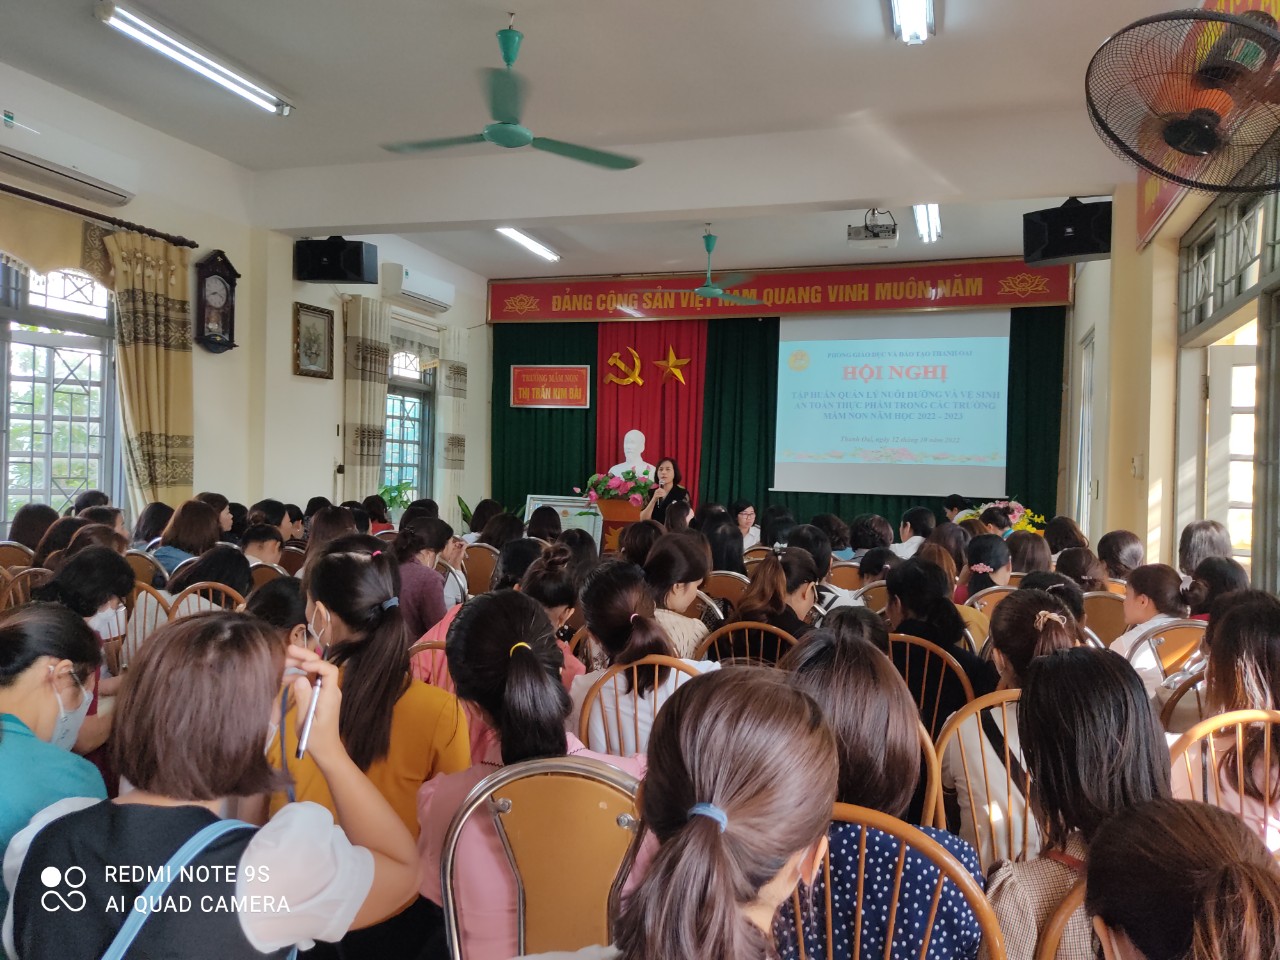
top-left (1160, 668), bottom-right (1208, 732)
top-left (278, 546), bottom-right (306, 576)
top-left (1169, 708), bottom-right (1280, 843)
top-left (0, 541), bottom-right (34, 568)
top-left (1122, 618), bottom-right (1207, 677)
top-left (917, 720), bottom-right (942, 826)
top-left (827, 561), bottom-right (863, 591)
top-left (124, 549), bottom-right (167, 587)
top-left (1081, 591), bottom-right (1127, 645)
top-left (1035, 880), bottom-right (1086, 960)
top-left (375, 529), bottom-right (399, 543)
top-left (744, 556), bottom-right (763, 573)
top-left (169, 555), bottom-right (199, 579)
top-left (693, 620), bottom-right (797, 666)
top-left (578, 654), bottom-right (704, 756)
top-left (702, 570), bottom-right (750, 606)
top-left (409, 640), bottom-right (455, 694)
top-left (1103, 577), bottom-right (1127, 596)
top-left (686, 590), bottom-right (725, 628)
top-left (966, 584), bottom-right (1017, 617)
top-left (886, 633), bottom-right (977, 739)
top-left (1007, 572), bottom-right (1026, 587)
top-left (0, 567), bottom-right (51, 610)
top-left (168, 582), bottom-right (246, 619)
top-left (933, 690), bottom-right (1032, 868)
top-left (852, 579), bottom-right (888, 614)
top-left (744, 545), bottom-right (770, 561)
top-left (249, 562), bottom-right (287, 591)
top-left (463, 543), bottom-right (499, 596)
top-left (787, 802), bottom-right (1006, 960)
top-left (440, 756), bottom-right (641, 959)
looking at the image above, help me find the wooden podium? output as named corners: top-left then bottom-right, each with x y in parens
top-left (596, 499), bottom-right (642, 554)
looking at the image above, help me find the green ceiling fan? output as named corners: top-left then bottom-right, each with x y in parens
top-left (382, 15), bottom-right (639, 171)
top-left (645, 226), bottom-right (760, 304)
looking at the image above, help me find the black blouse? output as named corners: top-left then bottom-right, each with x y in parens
top-left (650, 484), bottom-right (689, 524)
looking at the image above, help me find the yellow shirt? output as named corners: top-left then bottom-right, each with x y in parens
top-left (956, 604), bottom-right (991, 649)
top-left (269, 673), bottom-right (471, 839)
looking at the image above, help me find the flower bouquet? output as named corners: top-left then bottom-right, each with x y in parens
top-left (573, 469), bottom-right (656, 508)
top-left (977, 499), bottom-right (1046, 533)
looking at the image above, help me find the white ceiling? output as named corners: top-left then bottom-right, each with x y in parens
top-left (0, 0), bottom-right (1170, 278)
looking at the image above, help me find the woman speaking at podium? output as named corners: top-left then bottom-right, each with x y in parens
top-left (639, 458), bottom-right (689, 526)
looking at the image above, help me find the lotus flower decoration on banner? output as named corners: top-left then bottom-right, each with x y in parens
top-left (503, 293), bottom-right (541, 315)
top-left (997, 273), bottom-right (1050, 299)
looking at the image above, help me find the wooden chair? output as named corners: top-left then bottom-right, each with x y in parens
top-left (440, 756), bottom-right (641, 960)
top-left (933, 690), bottom-right (1034, 869)
top-left (703, 570), bottom-right (749, 607)
top-left (786, 802), bottom-right (1006, 960)
top-left (463, 543), bottom-right (499, 596)
top-left (1082, 591), bottom-right (1127, 645)
top-left (170, 555), bottom-right (200, 579)
top-left (124, 549), bottom-right (167, 587)
top-left (1121, 618), bottom-right (1206, 678)
top-left (278, 546), bottom-right (306, 576)
top-left (827, 561), bottom-right (863, 591)
top-left (886, 633), bottom-right (976, 739)
top-left (686, 590), bottom-right (725, 628)
top-left (966, 585), bottom-right (1017, 617)
top-left (1170, 709), bottom-right (1280, 844)
top-left (917, 721), bottom-right (942, 826)
top-left (694, 621), bottom-right (797, 666)
top-left (1160, 668), bottom-right (1208, 732)
top-left (249, 562), bottom-right (287, 591)
top-left (0, 541), bottom-right (34, 568)
top-left (528, 536), bottom-right (552, 549)
top-left (409, 640), bottom-right (455, 694)
top-left (744, 556), bottom-right (763, 573)
top-left (1035, 881), bottom-right (1087, 960)
top-left (852, 579), bottom-right (888, 614)
top-left (806, 600), bottom-right (828, 627)
top-left (122, 582), bottom-right (173, 669)
top-left (437, 561), bottom-right (468, 604)
top-left (578, 654), bottom-right (704, 756)
top-left (1007, 572), bottom-right (1026, 587)
top-left (0, 567), bottom-right (51, 610)
top-left (1103, 578), bottom-right (1127, 596)
top-left (167, 582), bottom-right (247, 620)
top-left (375, 529), bottom-right (398, 543)
top-left (743, 545), bottom-right (770, 562)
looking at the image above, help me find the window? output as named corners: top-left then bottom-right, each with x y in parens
top-left (383, 348), bottom-right (436, 500)
top-left (0, 265), bottom-right (119, 529)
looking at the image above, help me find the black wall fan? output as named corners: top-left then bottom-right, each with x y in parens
top-left (1087, 9), bottom-right (1280, 192)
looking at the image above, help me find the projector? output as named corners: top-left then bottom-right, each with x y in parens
top-left (848, 222), bottom-right (899, 248)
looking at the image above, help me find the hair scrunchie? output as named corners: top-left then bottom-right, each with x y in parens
top-left (1034, 609), bottom-right (1066, 630)
top-left (688, 802), bottom-right (728, 832)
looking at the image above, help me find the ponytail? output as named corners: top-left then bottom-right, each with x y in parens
top-left (581, 559), bottom-right (673, 694)
top-left (1191, 861), bottom-right (1280, 960)
top-left (988, 589), bottom-right (1077, 684)
top-left (738, 547), bottom-right (818, 623)
top-left (307, 548), bottom-right (409, 770)
top-left (447, 591), bottom-right (570, 764)
top-left (965, 534), bottom-right (1010, 595)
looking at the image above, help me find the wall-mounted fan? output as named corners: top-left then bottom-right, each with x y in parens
top-left (382, 16), bottom-right (639, 171)
top-left (1087, 9), bottom-right (1280, 192)
top-left (642, 226), bottom-right (760, 305)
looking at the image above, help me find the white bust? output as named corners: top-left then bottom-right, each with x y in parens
top-left (608, 429), bottom-right (656, 478)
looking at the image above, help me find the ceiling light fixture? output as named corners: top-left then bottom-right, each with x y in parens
top-left (890, 0), bottom-right (934, 45)
top-left (496, 227), bottom-right (561, 262)
top-left (913, 203), bottom-right (942, 243)
top-left (94, 1), bottom-right (293, 115)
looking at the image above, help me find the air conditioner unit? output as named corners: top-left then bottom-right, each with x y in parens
top-left (0, 113), bottom-right (139, 207)
top-left (381, 262), bottom-right (455, 313)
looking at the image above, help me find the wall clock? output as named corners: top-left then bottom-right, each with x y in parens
top-left (195, 250), bottom-right (240, 354)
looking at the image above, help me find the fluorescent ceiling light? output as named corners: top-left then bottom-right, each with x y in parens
top-left (890, 0), bottom-right (934, 44)
top-left (496, 227), bottom-right (561, 262)
top-left (94, 1), bottom-right (293, 115)
top-left (913, 203), bottom-right (942, 243)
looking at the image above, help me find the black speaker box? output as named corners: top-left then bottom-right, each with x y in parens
top-left (294, 237), bottom-right (378, 283)
top-left (1023, 200), bottom-right (1112, 267)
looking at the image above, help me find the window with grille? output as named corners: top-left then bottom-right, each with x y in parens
top-left (0, 265), bottom-right (120, 530)
top-left (383, 349), bottom-right (435, 500)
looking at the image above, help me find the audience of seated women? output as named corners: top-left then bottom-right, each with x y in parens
top-left (730, 498), bottom-right (761, 549)
top-left (642, 533), bottom-right (711, 657)
top-left (55, 522), bottom-right (128, 570)
top-left (394, 516), bottom-right (462, 639)
top-left (1111, 563), bottom-right (1188, 695)
top-left (361, 494), bottom-right (394, 535)
top-left (461, 498), bottom-right (502, 544)
top-left (1054, 547), bottom-right (1109, 593)
top-left (777, 628), bottom-right (984, 960)
top-left (31, 516), bottom-right (90, 570)
top-left (129, 501), bottom-right (173, 551)
top-left (526, 504), bottom-right (563, 542)
top-left (926, 520), bottom-right (971, 575)
top-left (1017, 571), bottom-right (1087, 632)
top-left (809, 512), bottom-right (852, 561)
top-left (980, 504), bottom-right (1015, 539)
top-left (1096, 528), bottom-right (1144, 580)
top-left (617, 518), bottom-right (664, 568)
top-left (1086, 799), bottom-right (1280, 960)
top-left (858, 545), bottom-right (901, 583)
top-left (517, 546), bottom-right (588, 685)
top-left (3, 612), bottom-right (422, 960)
top-left (1043, 515), bottom-right (1089, 558)
top-left (704, 516), bottom-right (746, 574)
top-left (152, 499), bottom-right (221, 574)
top-left (7, 504), bottom-right (58, 552)
top-left (941, 589), bottom-right (1078, 869)
top-left (417, 590), bottom-right (645, 960)
top-left (1183, 555), bottom-right (1249, 621)
top-left (759, 504), bottom-right (796, 550)
top-left (240, 522), bottom-right (285, 567)
top-left (1178, 518), bottom-right (1232, 578)
top-left (848, 512), bottom-right (894, 561)
top-left (1007, 530), bottom-right (1051, 573)
top-left (734, 547), bottom-right (820, 650)
top-left (663, 499), bottom-right (692, 532)
top-left (983, 648), bottom-right (1171, 960)
top-left (954, 534), bottom-right (1012, 604)
top-left (195, 491), bottom-right (234, 537)
top-left (478, 512), bottom-right (525, 550)
top-left (243, 575), bottom-right (307, 650)
top-left (556, 527), bottom-right (599, 590)
top-left (788, 523), bottom-right (859, 610)
top-left (302, 505), bottom-right (358, 568)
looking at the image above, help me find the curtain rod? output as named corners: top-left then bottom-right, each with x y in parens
top-left (0, 181), bottom-right (199, 249)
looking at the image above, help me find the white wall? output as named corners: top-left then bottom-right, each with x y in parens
top-left (1067, 258), bottom-right (1112, 541)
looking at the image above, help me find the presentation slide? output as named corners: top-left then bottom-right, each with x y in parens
top-left (774, 312), bottom-right (1010, 497)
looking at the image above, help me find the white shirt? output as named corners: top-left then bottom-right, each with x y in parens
top-left (890, 535), bottom-right (925, 559)
top-left (741, 525), bottom-right (761, 550)
top-left (461, 532), bottom-right (482, 545)
top-left (1110, 613), bottom-right (1177, 696)
top-left (568, 659), bottom-right (720, 757)
top-left (3, 797), bottom-right (373, 957)
top-left (441, 565), bottom-right (466, 608)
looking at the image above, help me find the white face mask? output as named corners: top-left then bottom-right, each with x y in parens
top-left (307, 607), bottom-right (329, 653)
top-left (87, 605), bottom-right (127, 640)
top-left (49, 669), bottom-right (91, 752)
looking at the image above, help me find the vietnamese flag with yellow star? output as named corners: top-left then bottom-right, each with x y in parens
top-left (596, 319), bottom-right (707, 503)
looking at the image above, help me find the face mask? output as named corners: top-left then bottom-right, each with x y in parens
top-left (87, 606), bottom-right (127, 640)
top-left (49, 669), bottom-right (91, 752)
top-left (307, 608), bottom-right (329, 653)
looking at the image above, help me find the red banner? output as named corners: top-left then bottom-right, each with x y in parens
top-left (489, 258), bottom-right (1071, 323)
top-left (509, 365), bottom-right (591, 408)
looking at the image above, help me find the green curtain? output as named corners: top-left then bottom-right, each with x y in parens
top-left (490, 323), bottom-right (598, 510)
top-left (698, 308), bottom-right (1066, 523)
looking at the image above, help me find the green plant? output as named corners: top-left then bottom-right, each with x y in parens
top-left (457, 495), bottom-right (473, 526)
top-left (379, 479), bottom-right (415, 512)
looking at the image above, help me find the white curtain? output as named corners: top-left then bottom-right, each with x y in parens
top-left (342, 296), bottom-right (391, 500)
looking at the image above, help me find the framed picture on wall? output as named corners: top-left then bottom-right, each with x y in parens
top-left (293, 302), bottom-right (334, 379)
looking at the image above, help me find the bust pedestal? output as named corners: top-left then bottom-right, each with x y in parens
top-left (596, 499), bottom-right (642, 554)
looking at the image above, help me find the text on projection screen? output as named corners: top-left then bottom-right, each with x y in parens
top-left (773, 312), bottom-right (1010, 497)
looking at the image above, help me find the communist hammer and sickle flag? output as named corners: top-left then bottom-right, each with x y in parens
top-left (604, 347), bottom-right (644, 386)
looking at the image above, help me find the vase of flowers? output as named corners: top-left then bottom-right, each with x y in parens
top-left (573, 469), bottom-right (656, 509)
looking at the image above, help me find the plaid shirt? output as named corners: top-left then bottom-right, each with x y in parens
top-left (981, 834), bottom-right (1093, 960)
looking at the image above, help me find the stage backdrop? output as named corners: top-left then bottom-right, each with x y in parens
top-left (595, 320), bottom-right (707, 503)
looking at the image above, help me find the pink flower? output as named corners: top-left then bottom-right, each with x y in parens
top-left (587, 490), bottom-right (598, 502)
top-left (572, 486), bottom-right (581, 494)
top-left (628, 493), bottom-right (644, 506)
top-left (607, 475), bottom-right (623, 490)
top-left (619, 481), bottom-right (633, 494)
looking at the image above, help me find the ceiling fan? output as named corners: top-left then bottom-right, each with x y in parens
top-left (382, 16), bottom-right (639, 171)
top-left (1087, 9), bottom-right (1280, 191)
top-left (644, 226), bottom-right (760, 305)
